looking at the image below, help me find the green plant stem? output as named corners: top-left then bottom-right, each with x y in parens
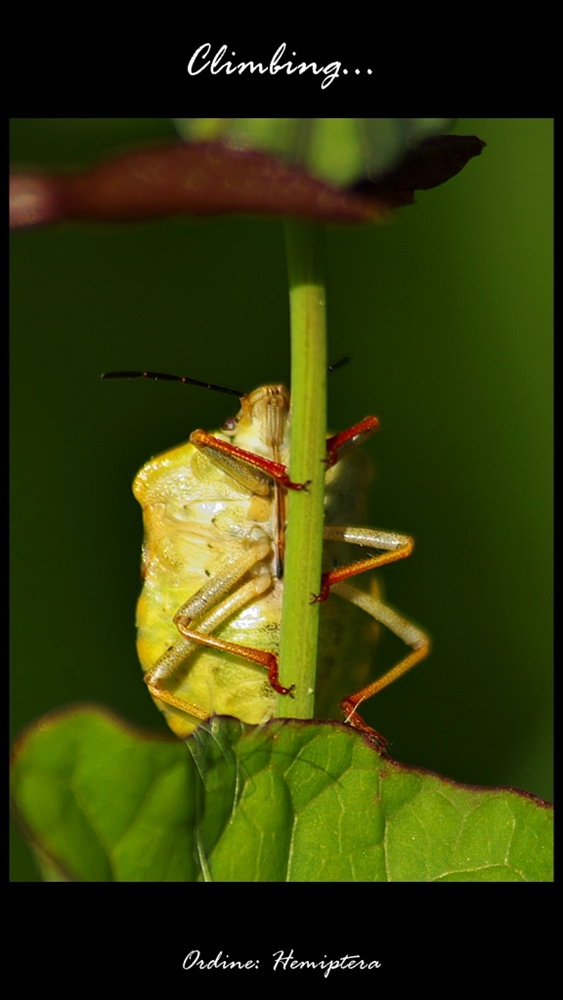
top-left (277, 222), bottom-right (327, 718)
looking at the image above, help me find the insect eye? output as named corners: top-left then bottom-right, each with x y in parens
top-left (221, 416), bottom-right (238, 434)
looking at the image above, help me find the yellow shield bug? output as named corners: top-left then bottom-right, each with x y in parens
top-left (103, 370), bottom-right (429, 745)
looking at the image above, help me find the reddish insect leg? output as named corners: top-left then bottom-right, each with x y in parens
top-left (144, 544), bottom-right (294, 721)
top-left (175, 625), bottom-right (292, 696)
top-left (333, 580), bottom-right (430, 738)
top-left (325, 416), bottom-right (380, 468)
top-left (314, 525), bottom-right (414, 602)
top-left (190, 430), bottom-right (309, 493)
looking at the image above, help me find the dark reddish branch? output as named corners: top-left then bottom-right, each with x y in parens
top-left (10, 136), bottom-right (485, 231)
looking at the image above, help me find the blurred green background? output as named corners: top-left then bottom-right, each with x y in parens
top-left (10, 119), bottom-right (552, 880)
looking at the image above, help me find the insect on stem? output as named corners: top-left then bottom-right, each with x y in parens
top-left (105, 367), bottom-right (429, 745)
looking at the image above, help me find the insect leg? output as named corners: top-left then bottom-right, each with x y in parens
top-left (325, 416), bottom-right (380, 467)
top-left (190, 430), bottom-right (309, 492)
top-left (169, 538), bottom-right (271, 622)
top-left (315, 525), bottom-right (414, 601)
top-left (145, 572), bottom-right (282, 719)
top-left (175, 587), bottom-right (292, 697)
top-left (332, 579), bottom-right (430, 738)
top-left (144, 541), bottom-right (292, 721)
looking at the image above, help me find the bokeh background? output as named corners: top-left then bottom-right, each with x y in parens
top-left (10, 118), bottom-right (552, 880)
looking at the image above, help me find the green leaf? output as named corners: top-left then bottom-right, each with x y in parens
top-left (11, 708), bottom-right (552, 882)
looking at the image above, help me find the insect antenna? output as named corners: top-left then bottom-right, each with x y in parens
top-left (101, 370), bottom-right (244, 398)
